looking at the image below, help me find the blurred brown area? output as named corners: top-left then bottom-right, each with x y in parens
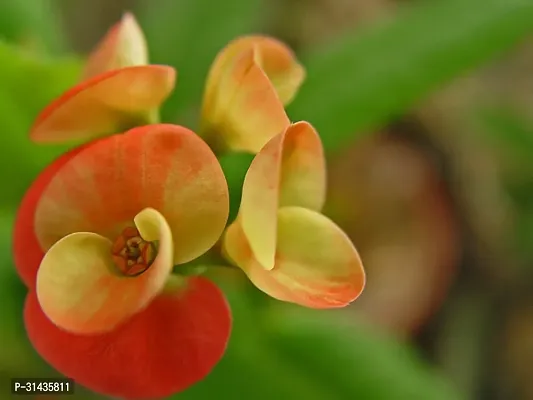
top-left (60, 0), bottom-right (533, 398)
top-left (326, 127), bottom-right (460, 337)
top-left (268, 0), bottom-right (395, 49)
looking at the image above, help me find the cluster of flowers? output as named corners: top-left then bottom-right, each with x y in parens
top-left (12, 13), bottom-right (365, 400)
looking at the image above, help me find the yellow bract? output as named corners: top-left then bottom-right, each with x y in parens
top-left (83, 12), bottom-right (148, 78)
top-left (201, 36), bottom-right (305, 154)
top-left (36, 208), bottom-right (175, 334)
top-left (239, 121), bottom-right (326, 270)
top-left (223, 122), bottom-right (365, 308)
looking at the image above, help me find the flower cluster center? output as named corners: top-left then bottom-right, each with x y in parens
top-left (111, 226), bottom-right (156, 277)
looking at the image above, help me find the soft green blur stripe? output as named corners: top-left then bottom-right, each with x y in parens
top-left (287, 0), bottom-right (533, 152)
top-left (0, 0), bottom-right (66, 53)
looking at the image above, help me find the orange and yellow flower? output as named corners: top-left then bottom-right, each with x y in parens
top-left (13, 12), bottom-right (365, 400)
top-left (200, 35), bottom-right (305, 153)
top-left (21, 126), bottom-right (231, 399)
top-left (223, 122), bottom-right (365, 308)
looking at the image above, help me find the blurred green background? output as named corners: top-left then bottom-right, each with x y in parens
top-left (2, 0), bottom-right (533, 398)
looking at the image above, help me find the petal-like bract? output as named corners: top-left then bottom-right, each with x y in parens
top-left (36, 208), bottom-right (175, 334)
top-left (83, 12), bottom-right (148, 78)
top-left (223, 121), bottom-right (365, 308)
top-left (34, 124), bottom-right (229, 265)
top-left (224, 208), bottom-right (365, 308)
top-left (25, 277), bottom-right (231, 399)
top-left (240, 121), bottom-right (325, 270)
top-left (205, 36), bottom-right (305, 106)
top-left (30, 66), bottom-right (176, 144)
top-left (201, 36), bottom-right (305, 153)
top-left (13, 146), bottom-right (87, 288)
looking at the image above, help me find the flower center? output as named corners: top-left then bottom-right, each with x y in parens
top-left (111, 226), bottom-right (156, 277)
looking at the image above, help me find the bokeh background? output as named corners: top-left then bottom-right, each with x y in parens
top-left (1, 0), bottom-right (533, 398)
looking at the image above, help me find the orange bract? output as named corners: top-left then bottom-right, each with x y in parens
top-left (30, 66), bottom-right (176, 144)
top-left (29, 124), bottom-right (228, 333)
top-left (34, 124), bottom-right (229, 265)
top-left (225, 208), bottom-right (365, 308)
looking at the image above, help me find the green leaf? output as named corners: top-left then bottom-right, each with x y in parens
top-left (265, 308), bottom-right (464, 400)
top-left (478, 107), bottom-right (533, 163)
top-left (287, 0), bottom-right (533, 152)
top-left (137, 0), bottom-right (265, 124)
top-left (0, 42), bottom-right (82, 210)
top-left (0, 0), bottom-right (66, 53)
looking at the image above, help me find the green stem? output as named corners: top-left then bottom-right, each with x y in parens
top-left (146, 108), bottom-right (160, 124)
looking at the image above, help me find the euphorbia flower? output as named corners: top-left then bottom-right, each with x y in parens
top-left (223, 121), bottom-right (365, 308)
top-left (29, 12), bottom-right (306, 155)
top-left (30, 14), bottom-right (305, 153)
top-left (30, 13), bottom-right (175, 144)
top-left (13, 11), bottom-right (365, 399)
top-left (200, 35), bottom-right (306, 153)
top-left (15, 124), bottom-right (231, 399)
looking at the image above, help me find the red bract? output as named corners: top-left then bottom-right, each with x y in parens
top-left (15, 125), bottom-right (231, 399)
top-left (13, 146), bottom-right (85, 288)
top-left (25, 278), bottom-right (230, 399)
